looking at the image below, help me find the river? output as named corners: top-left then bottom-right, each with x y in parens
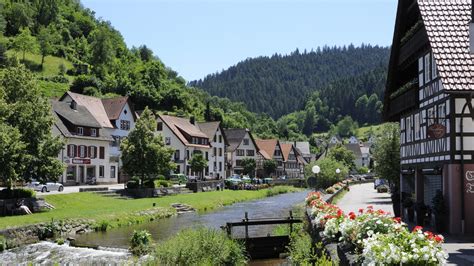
top-left (0, 190), bottom-right (308, 264)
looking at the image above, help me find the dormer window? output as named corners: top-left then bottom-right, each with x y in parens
top-left (77, 127), bottom-right (84, 136)
top-left (243, 139), bottom-right (249, 145)
top-left (157, 122), bottom-right (163, 131)
top-left (91, 128), bottom-right (97, 137)
top-left (120, 120), bottom-right (130, 131)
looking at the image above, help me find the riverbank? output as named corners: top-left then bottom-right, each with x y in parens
top-left (0, 186), bottom-right (300, 248)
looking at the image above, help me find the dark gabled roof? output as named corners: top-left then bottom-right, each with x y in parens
top-left (52, 101), bottom-right (101, 128)
top-left (418, 0), bottom-right (473, 91)
top-left (344, 143), bottom-right (363, 158)
top-left (102, 96), bottom-right (135, 121)
top-left (61, 92), bottom-right (114, 128)
top-left (51, 108), bottom-right (113, 141)
top-left (224, 128), bottom-right (258, 152)
top-left (159, 114), bottom-right (210, 148)
top-left (294, 141), bottom-right (311, 155)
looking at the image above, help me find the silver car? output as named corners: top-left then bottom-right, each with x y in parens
top-left (28, 181), bottom-right (64, 193)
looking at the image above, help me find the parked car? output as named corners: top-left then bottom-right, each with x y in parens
top-left (278, 175), bottom-right (287, 180)
top-left (241, 175), bottom-right (251, 183)
top-left (263, 177), bottom-right (273, 184)
top-left (225, 175), bottom-right (243, 189)
top-left (170, 174), bottom-right (187, 183)
top-left (27, 180), bottom-right (64, 193)
top-left (374, 179), bottom-right (387, 189)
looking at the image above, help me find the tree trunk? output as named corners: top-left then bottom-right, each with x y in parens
top-left (41, 54), bottom-right (45, 69)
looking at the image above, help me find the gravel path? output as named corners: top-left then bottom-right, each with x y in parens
top-left (337, 182), bottom-right (394, 215)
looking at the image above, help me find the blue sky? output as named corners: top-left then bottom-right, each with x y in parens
top-left (82, 0), bottom-right (397, 81)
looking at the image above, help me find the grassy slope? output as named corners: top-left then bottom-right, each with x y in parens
top-left (355, 124), bottom-right (384, 140)
top-left (6, 50), bottom-right (73, 98)
top-left (0, 187), bottom-right (300, 229)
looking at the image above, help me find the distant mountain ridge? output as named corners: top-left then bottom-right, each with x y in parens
top-left (190, 45), bottom-right (390, 120)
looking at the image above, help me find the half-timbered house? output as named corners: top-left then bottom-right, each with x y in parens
top-left (384, 0), bottom-right (474, 234)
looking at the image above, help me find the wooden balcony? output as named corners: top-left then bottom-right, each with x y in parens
top-left (387, 89), bottom-right (419, 119)
top-left (399, 27), bottom-right (428, 66)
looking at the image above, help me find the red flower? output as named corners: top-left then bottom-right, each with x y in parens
top-left (393, 217), bottom-right (401, 223)
top-left (434, 235), bottom-right (444, 243)
top-left (349, 212), bottom-right (356, 220)
top-left (337, 209), bottom-right (343, 217)
top-left (358, 208), bottom-right (364, 214)
top-left (367, 205), bottom-right (373, 209)
top-left (376, 209), bottom-right (385, 215)
top-left (413, 226), bottom-right (423, 232)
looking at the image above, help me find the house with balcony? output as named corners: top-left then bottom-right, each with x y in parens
top-left (52, 100), bottom-right (117, 185)
top-left (224, 129), bottom-right (258, 176)
top-left (156, 115), bottom-right (211, 177)
top-left (384, 0), bottom-right (474, 234)
top-left (197, 121), bottom-right (228, 179)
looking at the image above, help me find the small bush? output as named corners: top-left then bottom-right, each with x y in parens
top-left (325, 187), bottom-right (335, 194)
top-left (0, 235), bottom-right (6, 252)
top-left (37, 220), bottom-right (60, 240)
top-left (143, 180), bottom-right (155, 188)
top-left (156, 175), bottom-right (166, 180)
top-left (288, 231), bottom-right (332, 265)
top-left (126, 180), bottom-right (139, 189)
top-left (0, 188), bottom-right (36, 199)
top-left (333, 185), bottom-right (342, 190)
top-left (152, 227), bottom-right (246, 265)
top-left (94, 220), bottom-right (110, 232)
top-left (154, 180), bottom-right (171, 188)
top-left (55, 238), bottom-right (65, 245)
top-left (130, 230), bottom-right (153, 256)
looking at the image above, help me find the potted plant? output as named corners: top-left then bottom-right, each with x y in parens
top-left (432, 190), bottom-right (447, 233)
top-left (402, 193), bottom-right (414, 222)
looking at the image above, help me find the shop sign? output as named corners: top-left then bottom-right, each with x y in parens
top-left (72, 159), bottom-right (91, 164)
top-left (427, 124), bottom-right (446, 139)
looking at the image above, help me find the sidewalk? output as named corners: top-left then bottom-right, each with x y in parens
top-left (443, 235), bottom-right (474, 265)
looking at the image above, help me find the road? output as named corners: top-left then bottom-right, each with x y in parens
top-left (337, 182), bottom-right (394, 215)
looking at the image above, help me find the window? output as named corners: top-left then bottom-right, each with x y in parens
top-left (243, 139), bottom-right (249, 145)
top-left (214, 162), bottom-right (217, 171)
top-left (246, 150), bottom-right (255, 156)
top-left (438, 103), bottom-right (446, 126)
top-left (91, 128), bottom-right (97, 137)
top-left (219, 162), bottom-right (222, 171)
top-left (186, 150), bottom-right (190, 159)
top-left (431, 53), bottom-right (438, 79)
top-left (219, 148), bottom-right (222, 157)
top-left (89, 146), bottom-right (96, 159)
top-left (174, 150), bottom-right (180, 160)
top-left (424, 53), bottom-right (431, 83)
top-left (274, 150), bottom-right (281, 156)
top-left (213, 135), bottom-right (216, 142)
top-left (110, 166), bottom-right (116, 178)
top-left (418, 57), bottom-right (424, 87)
top-left (66, 166), bottom-right (76, 181)
top-left (157, 122), bottom-right (163, 131)
top-left (112, 136), bottom-right (120, 147)
top-left (236, 160), bottom-right (242, 166)
top-left (205, 152), bottom-right (209, 160)
top-left (414, 113), bottom-right (420, 140)
top-left (99, 166), bottom-right (104, 178)
top-left (406, 116), bottom-right (412, 142)
top-left (120, 120), bottom-right (131, 130)
top-left (99, 146), bottom-right (105, 159)
top-left (77, 127), bottom-right (84, 136)
top-left (236, 149), bottom-right (245, 156)
top-left (79, 145), bottom-right (86, 158)
top-left (213, 147), bottom-right (217, 156)
top-left (427, 107), bottom-right (436, 127)
top-left (219, 135), bottom-right (222, 143)
top-left (165, 137), bottom-right (171, 145)
top-left (67, 144), bottom-right (76, 158)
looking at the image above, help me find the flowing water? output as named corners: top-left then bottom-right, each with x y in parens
top-left (0, 190), bottom-right (308, 264)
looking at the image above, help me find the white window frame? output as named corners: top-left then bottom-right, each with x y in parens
top-left (431, 53), bottom-right (438, 79)
top-left (243, 139), bottom-right (249, 146)
top-left (68, 144), bottom-right (76, 158)
top-left (91, 128), bottom-right (97, 137)
top-left (90, 146), bottom-right (95, 158)
top-left (165, 137), bottom-right (171, 145)
top-left (99, 165), bottom-right (104, 178)
top-left (418, 57), bottom-right (424, 87)
top-left (80, 145), bottom-right (86, 158)
top-left (414, 113), bottom-right (420, 141)
top-left (406, 116), bottom-right (412, 142)
top-left (424, 53), bottom-right (431, 84)
top-left (77, 127), bottom-right (84, 136)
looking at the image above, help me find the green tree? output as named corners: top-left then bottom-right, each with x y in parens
top-left (304, 158), bottom-right (348, 189)
top-left (0, 123), bottom-right (26, 189)
top-left (263, 159), bottom-right (277, 177)
top-left (12, 27), bottom-right (37, 61)
top-left (189, 153), bottom-right (208, 179)
top-left (37, 26), bottom-right (58, 68)
top-left (138, 45), bottom-right (153, 62)
top-left (0, 66), bottom-right (64, 185)
top-left (4, 2), bottom-right (32, 36)
top-left (334, 116), bottom-right (358, 138)
top-left (328, 144), bottom-right (356, 169)
top-left (32, 0), bottom-right (59, 28)
top-left (89, 26), bottom-right (114, 75)
top-left (372, 123), bottom-right (400, 186)
top-left (121, 108), bottom-right (175, 184)
top-left (241, 158), bottom-right (257, 177)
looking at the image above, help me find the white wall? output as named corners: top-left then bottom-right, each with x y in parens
top-left (108, 102), bottom-right (136, 158)
top-left (209, 127), bottom-right (226, 179)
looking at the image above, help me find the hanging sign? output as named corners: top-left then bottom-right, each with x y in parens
top-left (72, 159), bottom-right (91, 164)
top-left (427, 124), bottom-right (446, 139)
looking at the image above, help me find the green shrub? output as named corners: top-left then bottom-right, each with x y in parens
top-left (0, 188), bottom-right (36, 199)
top-left (37, 219), bottom-right (60, 240)
top-left (94, 220), bottom-right (110, 232)
top-left (154, 180), bottom-right (171, 188)
top-left (55, 237), bottom-right (65, 245)
top-left (156, 175), bottom-right (166, 180)
top-left (288, 232), bottom-right (332, 265)
top-left (265, 186), bottom-right (292, 197)
top-left (126, 180), bottom-right (139, 189)
top-left (143, 180), bottom-right (155, 188)
top-left (130, 230), bottom-right (153, 256)
top-left (152, 227), bottom-right (247, 265)
top-left (0, 235), bottom-right (6, 252)
top-left (357, 166), bottom-right (369, 174)
top-left (325, 187), bottom-right (335, 194)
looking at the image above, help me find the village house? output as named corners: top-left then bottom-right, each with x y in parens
top-left (224, 129), bottom-right (259, 176)
top-left (156, 115), bottom-right (211, 177)
top-left (52, 100), bottom-right (118, 185)
top-left (328, 135), bottom-right (342, 144)
top-left (255, 139), bottom-right (285, 177)
top-left (293, 141), bottom-right (313, 163)
top-left (60, 92), bottom-right (137, 183)
top-left (384, 0), bottom-right (474, 234)
top-left (197, 121), bottom-right (228, 179)
top-left (280, 143), bottom-right (306, 179)
top-left (348, 136), bottom-right (360, 144)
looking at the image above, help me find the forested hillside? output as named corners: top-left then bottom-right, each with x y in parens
top-left (190, 45), bottom-right (390, 122)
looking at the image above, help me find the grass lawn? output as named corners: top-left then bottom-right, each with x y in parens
top-left (0, 186), bottom-right (301, 230)
top-left (355, 124), bottom-right (384, 140)
top-left (6, 50), bottom-right (74, 77)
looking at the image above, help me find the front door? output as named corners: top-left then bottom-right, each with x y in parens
top-left (78, 166), bottom-right (85, 184)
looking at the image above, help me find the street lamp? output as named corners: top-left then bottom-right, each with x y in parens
top-left (335, 168), bottom-right (341, 174)
top-left (312, 165), bottom-right (321, 175)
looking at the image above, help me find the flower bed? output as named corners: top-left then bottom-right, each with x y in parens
top-left (305, 192), bottom-right (448, 265)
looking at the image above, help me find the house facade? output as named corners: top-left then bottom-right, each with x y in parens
top-left (255, 139), bottom-right (285, 177)
top-left (224, 129), bottom-right (258, 176)
top-left (281, 143), bottom-right (305, 178)
top-left (384, 0), bottom-right (474, 234)
top-left (197, 121), bottom-right (228, 179)
top-left (348, 136), bottom-right (359, 144)
top-left (156, 115), bottom-right (211, 177)
top-left (52, 100), bottom-right (118, 185)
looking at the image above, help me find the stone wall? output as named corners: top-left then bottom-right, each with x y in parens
top-left (186, 180), bottom-right (225, 193)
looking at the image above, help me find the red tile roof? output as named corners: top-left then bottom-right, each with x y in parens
top-left (101, 96), bottom-right (130, 121)
top-left (255, 139), bottom-right (278, 160)
top-left (280, 143), bottom-right (293, 162)
top-left (418, 0), bottom-right (474, 91)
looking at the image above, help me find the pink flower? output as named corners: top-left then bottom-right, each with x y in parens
top-left (413, 226), bottom-right (423, 232)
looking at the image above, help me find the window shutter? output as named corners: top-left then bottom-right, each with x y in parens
top-left (74, 145), bottom-right (78, 158)
top-left (99, 146), bottom-right (105, 159)
top-left (67, 145), bottom-right (71, 157)
top-left (94, 146), bottom-right (98, 159)
top-left (88, 146), bottom-right (92, 158)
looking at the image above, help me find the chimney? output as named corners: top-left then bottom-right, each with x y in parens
top-left (190, 116), bottom-right (195, 125)
top-left (70, 100), bottom-right (77, 110)
top-left (471, 0), bottom-right (474, 53)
